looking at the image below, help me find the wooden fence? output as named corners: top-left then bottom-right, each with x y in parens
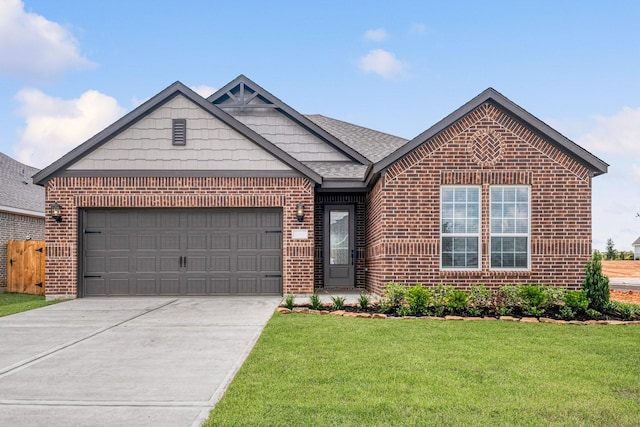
top-left (7, 240), bottom-right (45, 295)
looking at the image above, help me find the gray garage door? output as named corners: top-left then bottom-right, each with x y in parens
top-left (81, 208), bottom-right (282, 296)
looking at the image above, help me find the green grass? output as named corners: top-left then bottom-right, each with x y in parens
top-left (206, 314), bottom-right (640, 427)
top-left (0, 293), bottom-right (63, 317)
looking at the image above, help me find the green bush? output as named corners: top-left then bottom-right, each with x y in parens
top-left (604, 300), bottom-right (640, 320)
top-left (379, 283), bottom-right (406, 314)
top-left (405, 285), bottom-right (431, 315)
top-left (430, 284), bottom-right (454, 316)
top-left (544, 286), bottom-right (566, 306)
top-left (309, 293), bottom-right (322, 310)
top-left (468, 285), bottom-right (492, 308)
top-left (331, 295), bottom-right (346, 311)
top-left (519, 284), bottom-right (548, 317)
top-left (494, 285), bottom-right (521, 315)
top-left (582, 251), bottom-right (609, 311)
top-left (563, 290), bottom-right (590, 313)
top-left (358, 293), bottom-right (371, 311)
top-left (284, 294), bottom-right (295, 310)
top-left (445, 289), bottom-right (468, 313)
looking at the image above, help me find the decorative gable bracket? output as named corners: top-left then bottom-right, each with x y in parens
top-left (221, 82), bottom-right (277, 110)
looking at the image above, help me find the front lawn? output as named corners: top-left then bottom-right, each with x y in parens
top-left (0, 293), bottom-right (62, 317)
top-left (207, 314), bottom-right (640, 426)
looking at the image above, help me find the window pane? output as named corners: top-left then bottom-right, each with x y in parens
top-left (516, 219), bottom-right (528, 233)
top-left (329, 211), bottom-right (349, 265)
top-left (442, 188), bottom-right (454, 202)
top-left (491, 189), bottom-right (502, 203)
top-left (503, 187), bottom-right (516, 202)
top-left (441, 187), bottom-right (480, 269)
top-left (467, 188), bottom-right (479, 202)
top-left (491, 203), bottom-right (502, 219)
top-left (491, 219), bottom-right (502, 234)
top-left (442, 237), bottom-right (453, 252)
top-left (517, 187), bottom-right (529, 202)
top-left (442, 220), bottom-right (453, 234)
top-left (515, 237), bottom-right (527, 252)
top-left (491, 237), bottom-right (528, 269)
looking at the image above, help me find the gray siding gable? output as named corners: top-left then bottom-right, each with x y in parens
top-left (0, 152), bottom-right (44, 216)
top-left (33, 82), bottom-right (322, 185)
top-left (209, 75), bottom-right (370, 165)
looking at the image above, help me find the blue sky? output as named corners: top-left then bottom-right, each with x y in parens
top-left (1, 0), bottom-right (639, 251)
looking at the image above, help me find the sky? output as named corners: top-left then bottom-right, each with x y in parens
top-left (0, 0), bottom-right (639, 251)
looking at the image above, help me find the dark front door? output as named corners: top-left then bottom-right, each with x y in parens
top-left (323, 205), bottom-right (355, 288)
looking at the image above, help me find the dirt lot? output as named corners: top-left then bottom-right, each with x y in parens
top-left (601, 260), bottom-right (640, 278)
top-left (610, 290), bottom-right (640, 304)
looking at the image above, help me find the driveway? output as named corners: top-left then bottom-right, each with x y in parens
top-left (0, 297), bottom-right (280, 427)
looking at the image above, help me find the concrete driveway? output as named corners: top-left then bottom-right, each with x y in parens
top-left (0, 297), bottom-right (280, 427)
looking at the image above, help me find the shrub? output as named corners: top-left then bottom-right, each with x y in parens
top-left (582, 251), bottom-right (609, 311)
top-left (309, 293), bottom-right (322, 310)
top-left (544, 286), bottom-right (566, 306)
top-left (445, 289), bottom-right (468, 313)
top-left (468, 285), bottom-right (492, 308)
top-left (358, 293), bottom-right (371, 311)
top-left (559, 306), bottom-right (576, 320)
top-left (494, 285), bottom-right (521, 315)
top-left (604, 300), bottom-right (640, 321)
top-left (405, 285), bottom-right (431, 315)
top-left (380, 283), bottom-right (407, 314)
top-left (283, 294), bottom-right (295, 310)
top-left (563, 290), bottom-right (590, 314)
top-left (430, 284), bottom-right (454, 316)
top-left (519, 284), bottom-right (549, 317)
top-left (331, 295), bottom-right (346, 311)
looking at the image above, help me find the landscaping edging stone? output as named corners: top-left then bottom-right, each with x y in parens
top-left (275, 306), bottom-right (640, 325)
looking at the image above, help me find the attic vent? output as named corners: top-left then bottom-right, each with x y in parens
top-left (172, 119), bottom-right (187, 145)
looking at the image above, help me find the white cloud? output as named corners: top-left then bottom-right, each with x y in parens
top-left (358, 49), bottom-right (406, 79)
top-left (576, 106), bottom-right (640, 156)
top-left (364, 28), bottom-right (388, 42)
top-left (0, 0), bottom-right (93, 79)
top-left (14, 88), bottom-right (125, 168)
top-left (190, 84), bottom-right (217, 98)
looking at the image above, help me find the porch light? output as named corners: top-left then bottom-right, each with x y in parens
top-left (51, 202), bottom-right (62, 223)
top-left (296, 203), bottom-right (305, 222)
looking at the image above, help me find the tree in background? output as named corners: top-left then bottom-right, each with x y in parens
top-left (605, 238), bottom-right (617, 260)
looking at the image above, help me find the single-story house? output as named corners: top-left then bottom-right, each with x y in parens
top-left (633, 237), bottom-right (640, 260)
top-left (33, 75), bottom-right (608, 299)
top-left (1, 152), bottom-right (45, 292)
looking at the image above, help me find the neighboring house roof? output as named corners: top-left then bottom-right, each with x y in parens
top-left (305, 114), bottom-right (408, 163)
top-left (632, 237), bottom-right (640, 246)
top-left (33, 81), bottom-right (323, 185)
top-left (0, 152), bottom-right (44, 217)
top-left (374, 87), bottom-right (609, 176)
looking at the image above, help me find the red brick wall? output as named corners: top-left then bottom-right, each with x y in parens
top-left (366, 102), bottom-right (593, 294)
top-left (44, 176), bottom-right (314, 298)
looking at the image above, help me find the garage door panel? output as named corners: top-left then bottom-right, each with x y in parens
top-left (261, 255), bottom-right (281, 272)
top-left (83, 208), bottom-right (282, 296)
top-left (237, 278), bottom-right (257, 294)
top-left (84, 278), bottom-right (106, 296)
top-left (136, 257), bottom-right (156, 273)
top-left (108, 278), bottom-right (130, 295)
top-left (186, 278), bottom-right (207, 295)
top-left (261, 278), bottom-right (281, 294)
top-left (238, 234), bottom-right (257, 249)
top-left (211, 234), bottom-right (231, 250)
top-left (109, 257), bottom-right (129, 273)
top-left (136, 279), bottom-right (157, 295)
top-left (160, 278), bottom-right (180, 295)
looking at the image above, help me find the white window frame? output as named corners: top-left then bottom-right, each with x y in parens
top-left (489, 185), bottom-right (531, 271)
top-left (440, 185), bottom-right (481, 270)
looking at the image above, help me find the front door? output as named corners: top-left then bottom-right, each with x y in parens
top-left (323, 205), bottom-right (355, 288)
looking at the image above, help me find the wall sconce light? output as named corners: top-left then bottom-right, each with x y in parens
top-left (51, 202), bottom-right (62, 223)
top-left (296, 202), bottom-right (305, 222)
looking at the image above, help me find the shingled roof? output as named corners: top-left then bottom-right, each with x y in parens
top-left (305, 114), bottom-right (408, 163)
top-left (0, 152), bottom-right (44, 216)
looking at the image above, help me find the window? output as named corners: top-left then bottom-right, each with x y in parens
top-left (172, 119), bottom-right (186, 145)
top-left (441, 186), bottom-right (480, 269)
top-left (490, 186), bottom-right (529, 269)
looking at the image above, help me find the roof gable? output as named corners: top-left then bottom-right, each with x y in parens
top-left (374, 88), bottom-right (609, 177)
top-left (33, 82), bottom-right (322, 185)
top-left (208, 75), bottom-right (370, 165)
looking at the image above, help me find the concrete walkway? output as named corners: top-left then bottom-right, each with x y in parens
top-left (0, 297), bottom-right (280, 427)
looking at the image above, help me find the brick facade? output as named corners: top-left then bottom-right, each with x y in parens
top-left (0, 212), bottom-right (45, 292)
top-left (44, 176), bottom-right (314, 299)
top-left (366, 102), bottom-right (592, 294)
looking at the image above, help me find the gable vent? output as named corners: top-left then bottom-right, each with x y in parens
top-left (172, 119), bottom-right (187, 145)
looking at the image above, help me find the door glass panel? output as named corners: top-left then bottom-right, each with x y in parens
top-left (329, 211), bottom-right (349, 265)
